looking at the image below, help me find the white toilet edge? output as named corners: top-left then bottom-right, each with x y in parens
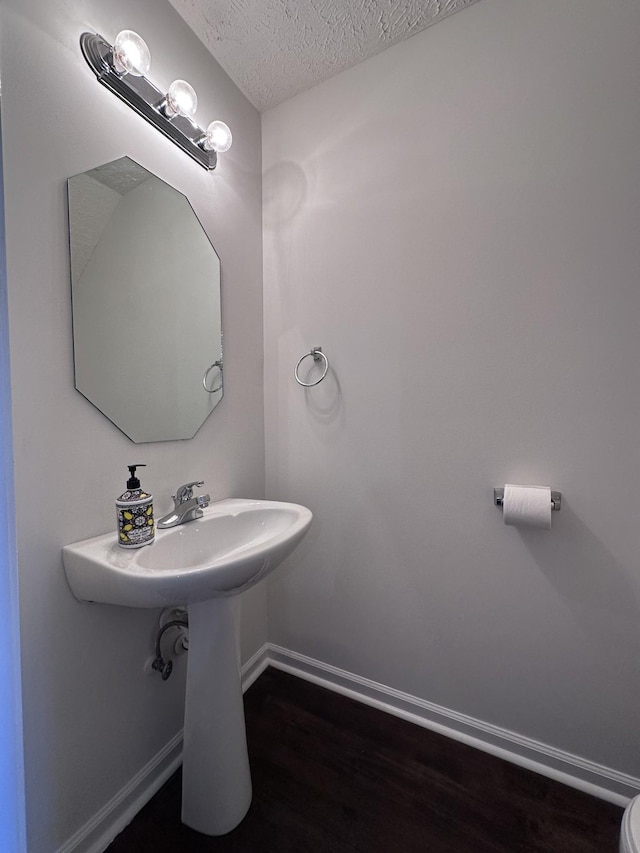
top-left (621, 795), bottom-right (640, 853)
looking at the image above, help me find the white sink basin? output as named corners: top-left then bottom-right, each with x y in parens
top-left (63, 496), bottom-right (312, 836)
top-left (62, 498), bottom-right (312, 608)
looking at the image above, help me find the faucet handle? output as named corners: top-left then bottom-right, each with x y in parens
top-left (174, 480), bottom-right (205, 504)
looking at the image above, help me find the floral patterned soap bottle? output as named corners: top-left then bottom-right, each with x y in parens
top-left (116, 464), bottom-right (155, 548)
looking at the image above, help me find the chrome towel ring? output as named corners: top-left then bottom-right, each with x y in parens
top-left (203, 360), bottom-right (223, 393)
top-left (294, 347), bottom-right (329, 387)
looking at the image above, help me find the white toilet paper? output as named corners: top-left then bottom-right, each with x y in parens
top-left (503, 484), bottom-right (552, 530)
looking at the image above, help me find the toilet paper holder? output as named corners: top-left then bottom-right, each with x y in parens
top-left (494, 488), bottom-right (561, 512)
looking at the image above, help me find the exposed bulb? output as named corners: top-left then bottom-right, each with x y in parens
top-left (203, 120), bottom-right (232, 153)
top-left (165, 80), bottom-right (198, 119)
top-left (112, 30), bottom-right (151, 77)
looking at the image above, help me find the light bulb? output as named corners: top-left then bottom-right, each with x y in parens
top-left (165, 80), bottom-right (198, 119)
top-left (112, 30), bottom-right (151, 77)
top-left (203, 120), bottom-right (232, 153)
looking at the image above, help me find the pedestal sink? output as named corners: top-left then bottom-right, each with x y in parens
top-left (62, 498), bottom-right (312, 835)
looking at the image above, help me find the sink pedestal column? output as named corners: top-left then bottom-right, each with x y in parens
top-left (181, 596), bottom-right (252, 835)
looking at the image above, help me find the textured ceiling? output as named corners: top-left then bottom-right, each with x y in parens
top-left (168, 0), bottom-right (483, 112)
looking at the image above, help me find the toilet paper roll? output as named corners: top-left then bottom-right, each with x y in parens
top-left (503, 484), bottom-right (552, 530)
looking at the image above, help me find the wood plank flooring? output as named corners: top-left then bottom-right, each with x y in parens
top-left (106, 668), bottom-right (623, 852)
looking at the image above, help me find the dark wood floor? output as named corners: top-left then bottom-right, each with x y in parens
top-left (106, 667), bottom-right (623, 852)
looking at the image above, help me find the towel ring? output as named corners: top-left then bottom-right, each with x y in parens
top-left (203, 360), bottom-right (223, 393)
top-left (294, 347), bottom-right (329, 387)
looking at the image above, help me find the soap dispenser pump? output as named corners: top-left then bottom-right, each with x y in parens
top-left (116, 464), bottom-right (155, 548)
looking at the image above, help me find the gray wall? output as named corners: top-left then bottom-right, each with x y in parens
top-left (0, 1), bottom-right (265, 851)
top-left (0, 109), bottom-right (28, 853)
top-left (263, 0), bottom-right (640, 778)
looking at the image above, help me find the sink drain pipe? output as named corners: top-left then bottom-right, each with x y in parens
top-left (152, 617), bottom-right (189, 680)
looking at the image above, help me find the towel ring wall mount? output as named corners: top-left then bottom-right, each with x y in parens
top-left (203, 360), bottom-right (223, 393)
top-left (294, 347), bottom-right (329, 387)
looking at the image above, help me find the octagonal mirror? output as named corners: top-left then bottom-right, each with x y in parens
top-left (67, 156), bottom-right (223, 443)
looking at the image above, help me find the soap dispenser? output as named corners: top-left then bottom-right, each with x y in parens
top-left (116, 464), bottom-right (155, 548)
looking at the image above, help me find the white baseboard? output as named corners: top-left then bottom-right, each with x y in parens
top-left (242, 642), bottom-right (271, 691)
top-left (267, 643), bottom-right (639, 807)
top-left (61, 640), bottom-right (637, 853)
top-left (56, 731), bottom-right (183, 853)
top-left (58, 645), bottom-right (270, 853)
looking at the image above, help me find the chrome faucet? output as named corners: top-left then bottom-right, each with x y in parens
top-left (157, 480), bottom-right (211, 529)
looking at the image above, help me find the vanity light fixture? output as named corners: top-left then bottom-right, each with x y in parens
top-left (80, 29), bottom-right (232, 171)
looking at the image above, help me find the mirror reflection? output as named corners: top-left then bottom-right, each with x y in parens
top-left (67, 157), bottom-right (223, 443)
